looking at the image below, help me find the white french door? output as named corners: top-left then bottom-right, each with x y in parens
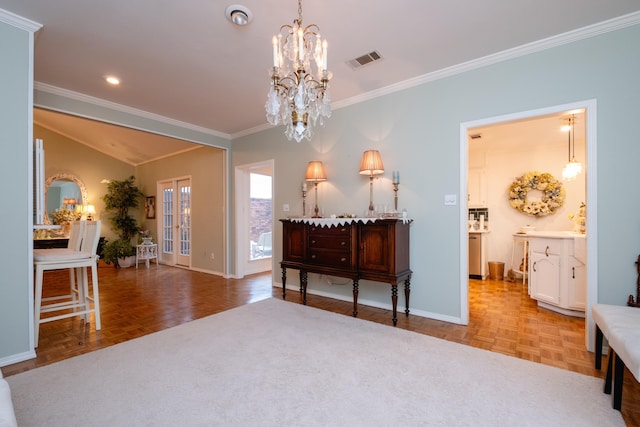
top-left (159, 178), bottom-right (191, 267)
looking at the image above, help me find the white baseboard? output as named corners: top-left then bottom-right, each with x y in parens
top-left (0, 350), bottom-right (36, 369)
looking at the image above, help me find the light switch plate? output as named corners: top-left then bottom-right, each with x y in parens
top-left (283, 203), bottom-right (290, 212)
top-left (444, 194), bottom-right (457, 205)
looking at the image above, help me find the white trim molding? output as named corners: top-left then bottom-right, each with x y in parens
top-left (332, 11), bottom-right (640, 112)
top-left (34, 82), bottom-right (231, 141)
top-left (0, 8), bottom-right (42, 32)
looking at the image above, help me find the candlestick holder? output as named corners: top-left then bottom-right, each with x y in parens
top-left (302, 189), bottom-right (307, 217)
top-left (312, 182), bottom-right (321, 217)
top-left (393, 183), bottom-right (399, 211)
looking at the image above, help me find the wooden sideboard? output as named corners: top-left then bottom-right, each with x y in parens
top-left (280, 218), bottom-right (412, 325)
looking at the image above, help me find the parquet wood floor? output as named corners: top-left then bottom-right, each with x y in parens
top-left (3, 265), bottom-right (638, 425)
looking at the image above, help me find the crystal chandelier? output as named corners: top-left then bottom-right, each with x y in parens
top-left (265, 0), bottom-right (331, 143)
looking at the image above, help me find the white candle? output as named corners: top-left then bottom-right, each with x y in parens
top-left (392, 170), bottom-right (399, 184)
top-left (322, 39), bottom-right (328, 70)
top-left (302, 181), bottom-right (307, 192)
top-left (298, 28), bottom-right (304, 62)
top-left (272, 36), bottom-right (278, 68)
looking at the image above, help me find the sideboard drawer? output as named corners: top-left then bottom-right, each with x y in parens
top-left (308, 249), bottom-right (355, 269)
top-left (308, 235), bottom-right (351, 250)
top-left (308, 225), bottom-right (351, 236)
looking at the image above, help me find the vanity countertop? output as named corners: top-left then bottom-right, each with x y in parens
top-left (516, 230), bottom-right (585, 239)
top-left (469, 229), bottom-right (490, 234)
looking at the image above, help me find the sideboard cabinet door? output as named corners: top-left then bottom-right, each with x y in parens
top-left (358, 220), bottom-right (411, 282)
top-left (359, 222), bottom-right (391, 273)
top-left (282, 220), bottom-right (305, 263)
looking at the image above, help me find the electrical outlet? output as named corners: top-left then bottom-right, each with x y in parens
top-left (444, 194), bottom-right (457, 206)
top-left (283, 203), bottom-right (290, 212)
top-left (210, 253), bottom-right (214, 259)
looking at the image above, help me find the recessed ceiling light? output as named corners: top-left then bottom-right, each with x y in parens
top-left (225, 4), bottom-right (252, 26)
top-left (105, 76), bottom-right (120, 85)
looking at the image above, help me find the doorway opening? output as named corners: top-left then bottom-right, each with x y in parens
top-left (460, 100), bottom-right (598, 351)
top-left (235, 160), bottom-right (274, 277)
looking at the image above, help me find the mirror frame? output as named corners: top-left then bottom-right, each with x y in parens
top-left (43, 173), bottom-right (88, 224)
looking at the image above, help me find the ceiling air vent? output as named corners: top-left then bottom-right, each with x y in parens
top-left (347, 50), bottom-right (383, 69)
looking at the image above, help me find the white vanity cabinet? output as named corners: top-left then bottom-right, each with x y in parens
top-left (467, 168), bottom-right (487, 208)
top-left (568, 255), bottom-right (587, 311)
top-left (529, 239), bottom-right (562, 305)
top-left (527, 232), bottom-right (586, 317)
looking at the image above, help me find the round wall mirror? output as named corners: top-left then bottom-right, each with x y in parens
top-left (43, 173), bottom-right (88, 224)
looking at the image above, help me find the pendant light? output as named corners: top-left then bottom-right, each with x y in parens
top-left (562, 115), bottom-right (582, 181)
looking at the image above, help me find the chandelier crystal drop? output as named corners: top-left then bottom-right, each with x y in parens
top-left (265, 0), bottom-right (331, 143)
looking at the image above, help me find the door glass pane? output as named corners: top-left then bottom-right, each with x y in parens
top-left (249, 173), bottom-right (272, 260)
top-left (163, 188), bottom-right (174, 254)
top-left (179, 184), bottom-right (191, 256)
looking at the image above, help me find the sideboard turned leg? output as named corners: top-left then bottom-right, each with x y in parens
top-left (281, 267), bottom-right (287, 299)
top-left (391, 284), bottom-right (398, 326)
top-left (404, 274), bottom-right (411, 316)
top-left (300, 270), bottom-right (308, 305)
top-left (352, 279), bottom-right (359, 317)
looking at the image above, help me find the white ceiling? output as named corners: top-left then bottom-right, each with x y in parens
top-left (1, 1), bottom-right (638, 163)
top-left (34, 108), bottom-right (200, 165)
top-left (468, 110), bottom-right (586, 154)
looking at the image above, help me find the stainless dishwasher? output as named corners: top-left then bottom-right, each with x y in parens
top-left (469, 234), bottom-right (482, 279)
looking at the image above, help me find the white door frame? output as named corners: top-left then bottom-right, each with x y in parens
top-left (234, 160), bottom-right (275, 278)
top-left (459, 99), bottom-right (598, 351)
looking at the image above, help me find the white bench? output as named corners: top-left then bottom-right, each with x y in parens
top-left (592, 303), bottom-right (640, 410)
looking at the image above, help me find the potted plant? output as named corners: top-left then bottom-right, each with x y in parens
top-left (101, 176), bottom-right (144, 267)
top-left (139, 229), bottom-right (153, 245)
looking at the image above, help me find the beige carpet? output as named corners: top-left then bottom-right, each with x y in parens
top-left (7, 298), bottom-right (624, 426)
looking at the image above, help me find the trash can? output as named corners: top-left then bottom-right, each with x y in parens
top-left (488, 261), bottom-right (505, 280)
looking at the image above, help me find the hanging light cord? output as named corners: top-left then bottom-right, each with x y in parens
top-left (571, 115), bottom-right (576, 161)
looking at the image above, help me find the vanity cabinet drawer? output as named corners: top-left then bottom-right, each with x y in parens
top-left (529, 238), bottom-right (563, 255)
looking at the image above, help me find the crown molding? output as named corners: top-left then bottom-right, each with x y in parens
top-left (332, 11), bottom-right (640, 111)
top-left (0, 8), bottom-right (42, 32)
top-left (34, 82), bottom-right (231, 140)
top-left (28, 10), bottom-right (640, 140)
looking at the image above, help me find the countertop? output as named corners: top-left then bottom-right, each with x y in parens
top-left (515, 230), bottom-right (586, 263)
top-left (514, 230), bottom-right (586, 239)
top-left (469, 229), bottom-right (490, 234)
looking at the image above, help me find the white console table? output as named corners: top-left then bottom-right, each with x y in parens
top-left (511, 233), bottom-right (529, 285)
top-left (136, 243), bottom-right (158, 268)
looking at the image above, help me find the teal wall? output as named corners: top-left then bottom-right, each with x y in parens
top-left (0, 20), bottom-right (36, 363)
top-left (232, 23), bottom-right (640, 319)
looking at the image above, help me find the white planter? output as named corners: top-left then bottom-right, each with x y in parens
top-left (118, 255), bottom-right (136, 268)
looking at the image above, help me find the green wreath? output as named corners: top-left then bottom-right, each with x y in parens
top-left (508, 171), bottom-right (565, 217)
